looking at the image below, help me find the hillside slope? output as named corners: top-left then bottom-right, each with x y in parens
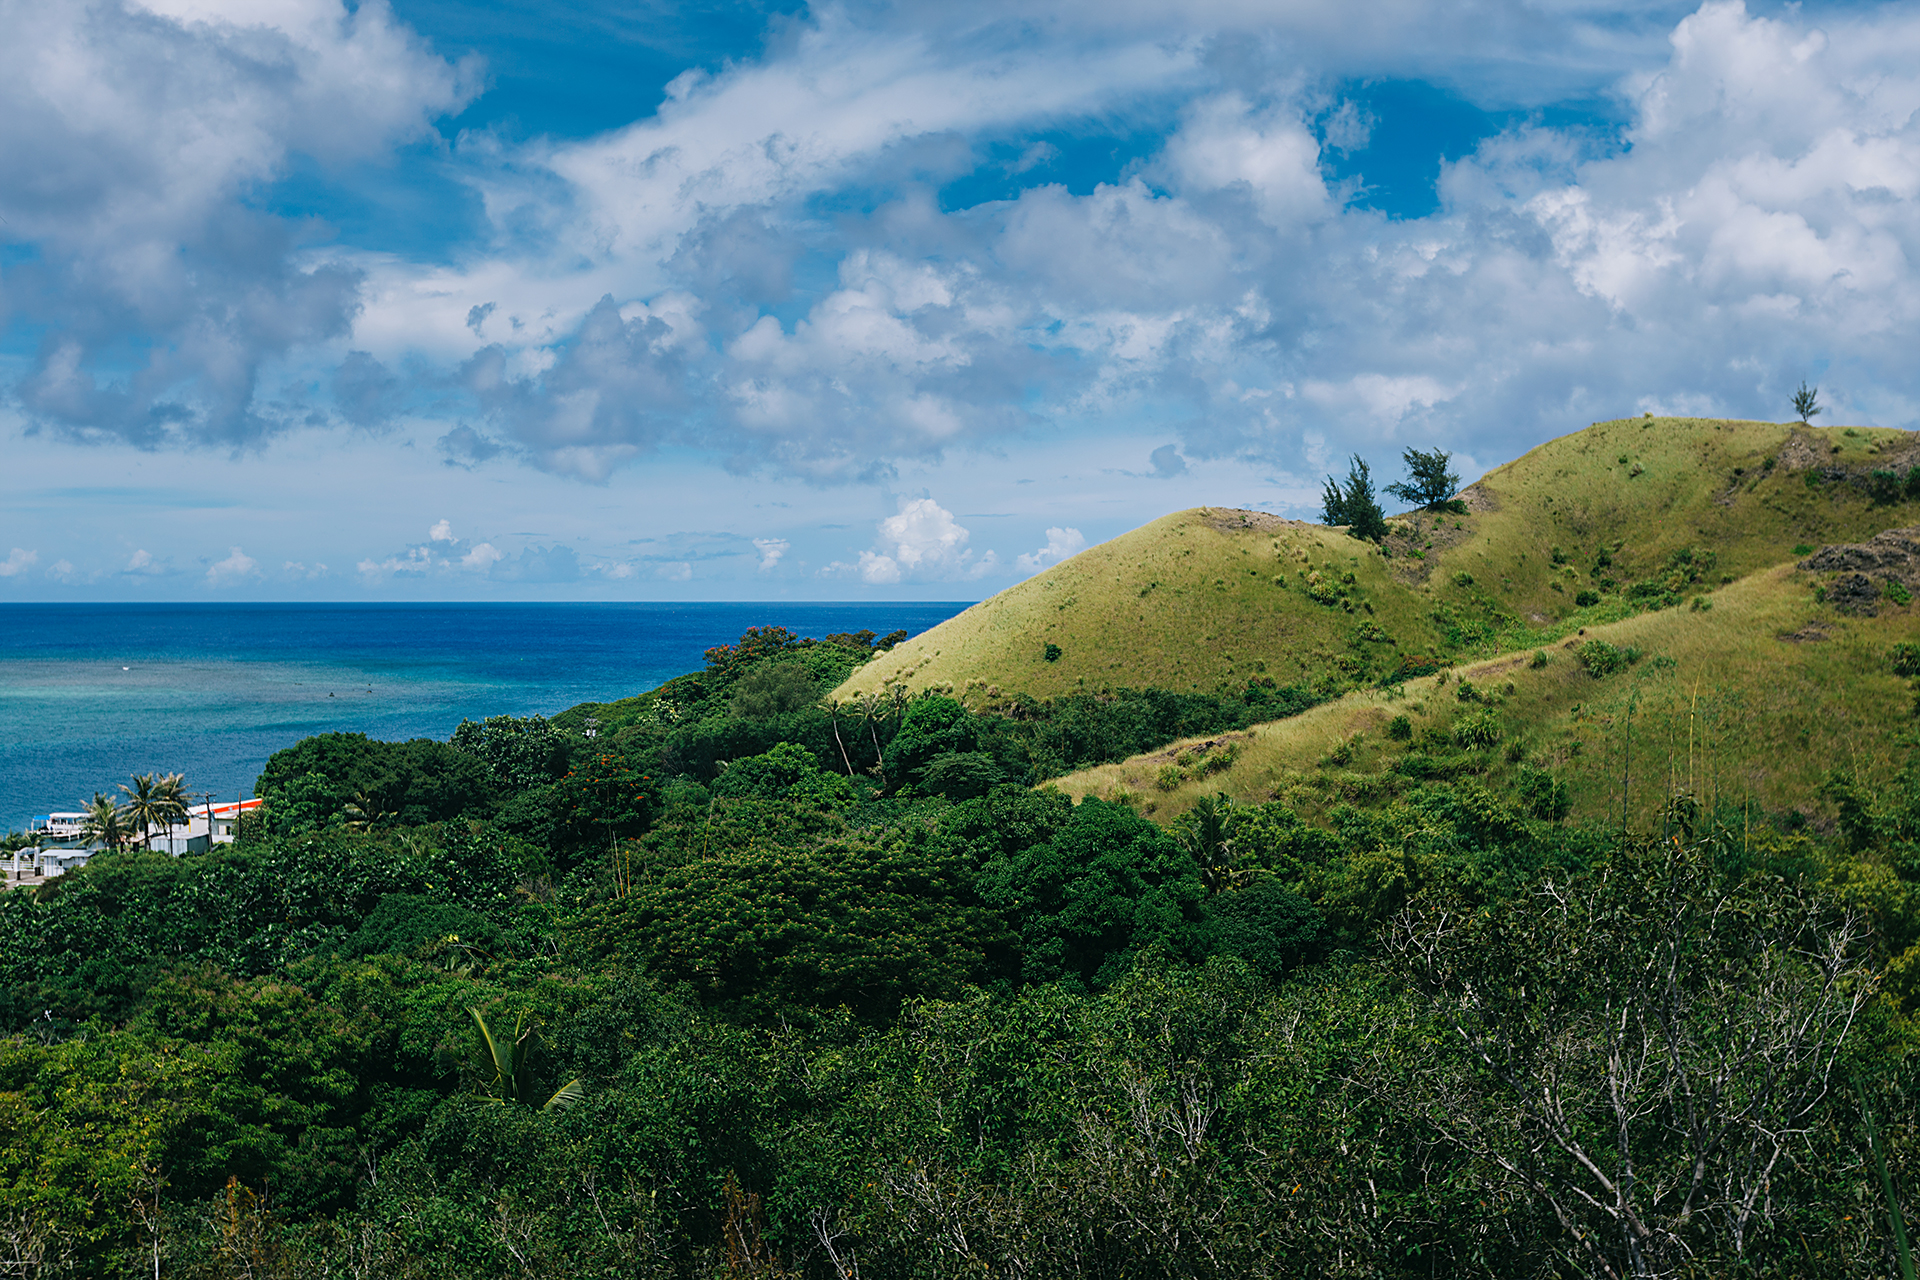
top-left (836, 416), bottom-right (1920, 706)
top-left (1051, 554), bottom-right (1920, 827)
top-left (835, 509), bottom-right (1446, 702)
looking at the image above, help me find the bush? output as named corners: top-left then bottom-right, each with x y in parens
top-left (1890, 643), bottom-right (1920, 677)
top-left (1454, 710), bottom-right (1503, 749)
top-left (1387, 714), bottom-right (1412, 741)
top-left (1455, 681), bottom-right (1480, 703)
top-left (1043, 643), bottom-right (1063, 662)
top-left (1578, 641), bottom-right (1637, 678)
top-left (1517, 768), bottom-right (1572, 821)
top-left (1529, 650), bottom-right (1549, 669)
top-left (1575, 590), bottom-right (1600, 608)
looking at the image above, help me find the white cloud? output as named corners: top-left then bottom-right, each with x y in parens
top-left (0, 0), bottom-right (476, 446)
top-left (1016, 527), bottom-right (1088, 573)
top-left (281, 560), bottom-right (329, 579)
top-left (839, 496), bottom-right (1001, 584)
top-left (46, 559), bottom-right (78, 583)
top-left (429, 519), bottom-right (454, 542)
top-left (0, 548), bottom-right (38, 577)
top-left (656, 561), bottom-right (692, 582)
top-left (14, 0), bottom-right (1920, 517)
top-left (206, 546), bottom-right (259, 585)
top-left (461, 542), bottom-right (503, 571)
top-left (356, 546), bottom-right (434, 580)
top-left (753, 537), bottom-right (791, 571)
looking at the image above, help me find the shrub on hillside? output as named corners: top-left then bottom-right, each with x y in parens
top-left (1454, 710), bottom-right (1503, 749)
top-left (1577, 641), bottom-right (1638, 678)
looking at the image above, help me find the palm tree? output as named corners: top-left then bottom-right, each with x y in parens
top-left (150, 773), bottom-right (189, 849)
top-left (1171, 792), bottom-right (1250, 894)
top-left (468, 1007), bottom-right (582, 1112)
top-left (80, 793), bottom-right (129, 851)
top-left (342, 789), bottom-right (394, 832)
top-left (119, 774), bottom-right (171, 848)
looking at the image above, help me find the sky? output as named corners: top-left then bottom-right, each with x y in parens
top-left (2, 0), bottom-right (1917, 601)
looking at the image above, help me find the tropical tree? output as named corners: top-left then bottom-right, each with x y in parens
top-left (1319, 455), bottom-right (1388, 542)
top-left (1387, 837), bottom-right (1874, 1279)
top-left (80, 792), bottom-right (128, 850)
top-left (151, 773), bottom-right (189, 848)
top-left (1793, 380), bottom-right (1822, 424)
top-left (467, 1007), bottom-right (582, 1111)
top-left (1385, 446), bottom-right (1462, 510)
top-left (1169, 792), bottom-right (1250, 894)
top-left (118, 773), bottom-right (186, 849)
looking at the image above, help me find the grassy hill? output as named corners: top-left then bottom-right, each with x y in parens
top-left (1049, 560), bottom-right (1919, 827)
top-left (835, 416), bottom-right (1920, 709)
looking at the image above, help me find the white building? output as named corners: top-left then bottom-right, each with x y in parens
top-left (12, 798), bottom-right (263, 880)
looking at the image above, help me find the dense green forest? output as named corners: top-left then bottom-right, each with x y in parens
top-left (2, 622), bottom-right (1916, 1279)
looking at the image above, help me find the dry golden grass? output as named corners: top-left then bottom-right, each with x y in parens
top-left (834, 508), bottom-right (1454, 701)
top-left (1052, 561), bottom-right (1920, 829)
top-left (835, 417), bottom-right (1920, 708)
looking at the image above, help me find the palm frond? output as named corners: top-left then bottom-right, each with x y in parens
top-left (541, 1078), bottom-right (584, 1112)
top-left (467, 1007), bottom-right (512, 1098)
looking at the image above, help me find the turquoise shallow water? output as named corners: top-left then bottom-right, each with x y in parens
top-left (0, 603), bottom-right (968, 830)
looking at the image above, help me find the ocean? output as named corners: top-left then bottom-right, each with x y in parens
top-left (0, 602), bottom-right (970, 830)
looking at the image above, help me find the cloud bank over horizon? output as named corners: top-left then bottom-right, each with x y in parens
top-left (3, 0), bottom-right (1917, 597)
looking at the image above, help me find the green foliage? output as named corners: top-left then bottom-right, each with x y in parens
top-left (1043, 641), bottom-right (1062, 662)
top-left (1454, 709), bottom-right (1503, 748)
top-left (1387, 714), bottom-right (1413, 741)
top-left (976, 798), bottom-right (1209, 990)
top-left (1574, 588), bottom-right (1600, 607)
top-left (1320, 454), bottom-right (1388, 542)
top-left (1892, 643), bottom-right (1920, 677)
top-left (1206, 876), bottom-right (1322, 978)
top-left (1516, 767), bottom-right (1571, 821)
top-left (727, 659), bottom-right (818, 718)
top-left (571, 837), bottom-right (1001, 1021)
top-left (1577, 639), bottom-right (1637, 677)
top-left (1385, 446), bottom-right (1462, 510)
top-left (256, 733), bottom-right (493, 833)
top-left (1793, 379), bottom-right (1822, 423)
top-left (449, 714), bottom-right (570, 791)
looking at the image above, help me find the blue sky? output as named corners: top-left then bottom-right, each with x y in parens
top-left (3, 0), bottom-right (1916, 601)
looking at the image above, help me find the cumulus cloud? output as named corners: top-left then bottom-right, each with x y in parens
top-left (429, 519), bottom-right (454, 542)
top-left (205, 546), bottom-right (258, 585)
top-left (0, 549), bottom-right (39, 577)
top-left (461, 542), bottom-right (503, 571)
top-left (121, 548), bottom-right (172, 576)
top-left (838, 496), bottom-right (1000, 584)
top-left (1016, 527), bottom-right (1088, 573)
top-left (0, 0), bottom-right (476, 447)
top-left (753, 537), bottom-right (791, 571)
top-left (13, 0), bottom-right (1920, 500)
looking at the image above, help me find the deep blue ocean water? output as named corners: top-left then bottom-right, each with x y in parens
top-left (0, 602), bottom-right (969, 831)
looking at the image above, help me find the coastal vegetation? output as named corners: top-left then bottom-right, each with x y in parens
top-left (0, 416), bottom-right (1918, 1277)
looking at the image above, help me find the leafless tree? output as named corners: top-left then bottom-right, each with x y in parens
top-left (1387, 836), bottom-right (1875, 1280)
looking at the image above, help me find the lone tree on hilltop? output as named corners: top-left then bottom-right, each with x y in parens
top-left (1386, 446), bottom-right (1462, 510)
top-left (1793, 381), bottom-right (1822, 424)
top-left (1320, 454), bottom-right (1387, 542)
